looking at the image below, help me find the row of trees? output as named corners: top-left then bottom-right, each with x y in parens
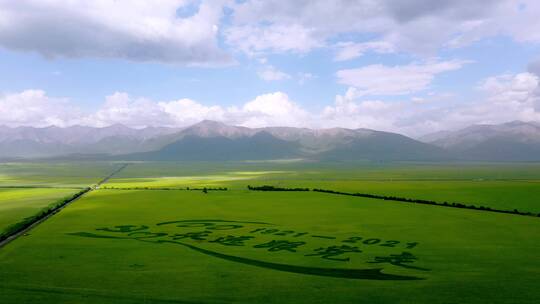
top-left (246, 184), bottom-right (539, 217)
top-left (311, 188), bottom-right (539, 217)
top-left (247, 185), bottom-right (310, 191)
top-left (0, 187), bottom-right (91, 243)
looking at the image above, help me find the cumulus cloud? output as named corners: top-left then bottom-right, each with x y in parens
top-left (226, 0), bottom-right (387, 55)
top-left (322, 72), bottom-right (540, 136)
top-left (442, 73), bottom-right (540, 127)
top-left (0, 0), bottom-right (232, 65)
top-left (477, 72), bottom-right (540, 116)
top-left (230, 92), bottom-right (310, 127)
top-left (0, 0), bottom-right (538, 65)
top-left (2, 72), bottom-right (540, 137)
top-left (85, 93), bottom-right (177, 128)
top-left (0, 90), bottom-right (81, 127)
top-left (95, 91), bottom-right (309, 129)
top-left (159, 98), bottom-right (226, 125)
top-left (533, 87), bottom-right (540, 112)
top-left (0, 90), bottom-right (310, 129)
top-left (87, 93), bottom-right (227, 127)
top-left (226, 0), bottom-right (540, 56)
top-left (478, 73), bottom-right (538, 103)
top-left (336, 60), bottom-right (469, 96)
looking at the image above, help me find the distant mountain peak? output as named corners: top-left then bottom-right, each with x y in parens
top-left (187, 120), bottom-right (235, 131)
top-left (101, 123), bottom-right (132, 131)
top-left (180, 120), bottom-right (253, 138)
top-left (502, 120), bottom-right (535, 126)
top-left (421, 120), bottom-right (540, 161)
top-left (191, 120), bottom-right (228, 128)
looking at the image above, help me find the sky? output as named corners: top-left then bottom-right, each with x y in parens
top-left (0, 0), bottom-right (540, 137)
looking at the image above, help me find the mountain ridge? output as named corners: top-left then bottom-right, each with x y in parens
top-left (421, 121), bottom-right (540, 161)
top-left (1, 120), bottom-right (540, 161)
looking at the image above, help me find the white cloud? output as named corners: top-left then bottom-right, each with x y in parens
top-left (0, 90), bottom-right (309, 129)
top-left (475, 72), bottom-right (540, 120)
top-left (336, 60), bottom-right (469, 96)
top-left (226, 1), bottom-right (387, 55)
top-left (0, 0), bottom-right (538, 65)
top-left (85, 93), bottom-right (177, 128)
top-left (0, 0), bottom-right (537, 66)
top-left (478, 73), bottom-right (538, 103)
top-left (225, 24), bottom-right (322, 55)
top-left (334, 41), bottom-right (395, 61)
top-left (231, 92), bottom-right (310, 127)
top-left (2, 73), bottom-right (540, 137)
top-left (257, 65), bottom-right (291, 81)
top-left (0, 0), bottom-right (232, 65)
top-left (533, 86), bottom-right (540, 112)
top-left (527, 58), bottom-right (540, 111)
top-left (159, 98), bottom-right (226, 125)
top-left (0, 90), bottom-right (81, 127)
top-left (226, 0), bottom-right (540, 56)
top-left (321, 72), bottom-right (540, 136)
top-left (85, 92), bottom-right (227, 127)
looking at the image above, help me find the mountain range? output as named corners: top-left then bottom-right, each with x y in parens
top-left (1, 120), bottom-right (540, 162)
top-left (419, 121), bottom-right (540, 161)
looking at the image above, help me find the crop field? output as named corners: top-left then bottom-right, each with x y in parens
top-left (106, 161), bottom-right (540, 214)
top-left (0, 161), bottom-right (539, 303)
top-left (0, 188), bottom-right (80, 234)
top-left (0, 162), bottom-right (121, 187)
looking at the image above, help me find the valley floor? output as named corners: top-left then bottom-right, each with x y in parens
top-left (0, 161), bottom-right (539, 303)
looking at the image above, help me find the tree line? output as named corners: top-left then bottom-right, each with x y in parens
top-left (0, 187), bottom-right (91, 243)
top-left (247, 185), bottom-right (310, 191)
top-left (247, 185), bottom-right (540, 217)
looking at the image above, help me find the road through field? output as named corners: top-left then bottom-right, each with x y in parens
top-left (0, 163), bottom-right (129, 249)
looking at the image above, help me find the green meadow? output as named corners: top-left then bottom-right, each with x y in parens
top-left (0, 161), bottom-right (539, 303)
top-left (0, 188), bottom-right (80, 234)
top-left (1, 189), bottom-right (539, 303)
top-left (106, 161), bottom-right (540, 214)
top-left (0, 162), bottom-right (120, 187)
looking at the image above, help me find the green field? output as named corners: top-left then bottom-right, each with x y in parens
top-left (0, 162), bottom-right (120, 187)
top-left (0, 161), bottom-right (539, 303)
top-left (1, 189), bottom-right (539, 303)
top-left (106, 162), bottom-right (540, 214)
top-left (0, 188), bottom-right (80, 234)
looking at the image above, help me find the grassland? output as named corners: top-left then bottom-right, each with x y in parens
top-left (0, 188), bottom-right (80, 234)
top-left (0, 189), bottom-right (538, 303)
top-left (0, 162), bottom-right (121, 187)
top-left (0, 161), bottom-right (539, 303)
top-left (105, 161), bottom-right (540, 213)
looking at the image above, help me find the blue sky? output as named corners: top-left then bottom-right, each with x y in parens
top-left (0, 1), bottom-right (539, 136)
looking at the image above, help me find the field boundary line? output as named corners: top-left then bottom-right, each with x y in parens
top-left (94, 163), bottom-right (129, 188)
top-left (247, 185), bottom-right (540, 218)
top-left (0, 163), bottom-right (129, 249)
